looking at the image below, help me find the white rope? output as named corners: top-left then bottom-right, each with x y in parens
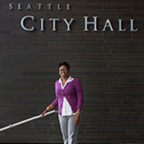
top-left (0, 110), bottom-right (57, 132)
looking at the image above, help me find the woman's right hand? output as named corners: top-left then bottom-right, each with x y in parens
top-left (42, 104), bottom-right (54, 118)
top-left (42, 109), bottom-right (48, 118)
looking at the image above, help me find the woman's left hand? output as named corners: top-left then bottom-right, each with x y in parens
top-left (74, 113), bottom-right (80, 125)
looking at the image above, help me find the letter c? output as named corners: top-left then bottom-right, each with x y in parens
top-left (20, 15), bottom-right (35, 31)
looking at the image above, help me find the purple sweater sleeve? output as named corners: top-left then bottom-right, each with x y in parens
top-left (75, 78), bottom-right (84, 111)
top-left (51, 81), bottom-right (58, 107)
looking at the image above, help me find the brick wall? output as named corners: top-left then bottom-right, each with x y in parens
top-left (0, 0), bottom-right (144, 143)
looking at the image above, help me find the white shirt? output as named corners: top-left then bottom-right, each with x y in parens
top-left (59, 76), bottom-right (74, 116)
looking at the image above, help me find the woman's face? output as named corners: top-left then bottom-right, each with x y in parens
top-left (59, 65), bottom-right (69, 78)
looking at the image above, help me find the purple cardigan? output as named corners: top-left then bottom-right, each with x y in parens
top-left (51, 78), bottom-right (84, 115)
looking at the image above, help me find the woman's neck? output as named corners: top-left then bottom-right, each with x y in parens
top-left (61, 76), bottom-right (69, 85)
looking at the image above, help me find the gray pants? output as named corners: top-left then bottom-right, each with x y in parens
top-left (58, 114), bottom-right (79, 144)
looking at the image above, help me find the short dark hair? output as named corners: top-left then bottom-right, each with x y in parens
top-left (58, 61), bottom-right (70, 71)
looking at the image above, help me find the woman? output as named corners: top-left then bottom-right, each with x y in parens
top-left (42, 61), bottom-right (84, 144)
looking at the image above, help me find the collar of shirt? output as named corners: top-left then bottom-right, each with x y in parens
top-left (59, 76), bottom-right (74, 89)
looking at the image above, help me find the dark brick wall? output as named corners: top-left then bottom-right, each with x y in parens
top-left (0, 0), bottom-right (144, 143)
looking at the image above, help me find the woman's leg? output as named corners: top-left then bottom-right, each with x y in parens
top-left (68, 115), bottom-right (79, 144)
top-left (58, 115), bottom-right (68, 144)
